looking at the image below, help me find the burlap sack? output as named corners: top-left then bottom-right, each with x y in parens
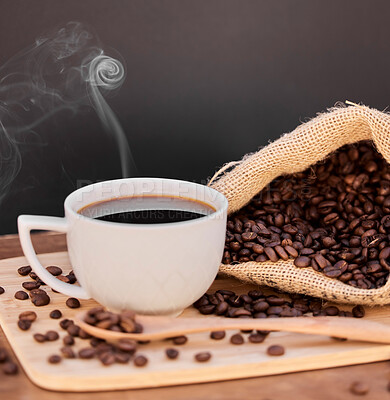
top-left (210, 104), bottom-right (390, 305)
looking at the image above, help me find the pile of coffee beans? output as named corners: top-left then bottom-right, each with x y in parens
top-left (15, 265), bottom-right (78, 307)
top-left (83, 307), bottom-right (144, 333)
top-left (222, 141), bottom-right (390, 289)
top-left (193, 289), bottom-right (365, 319)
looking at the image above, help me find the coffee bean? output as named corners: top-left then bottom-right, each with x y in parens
top-left (2, 361), bottom-right (18, 374)
top-left (45, 330), bottom-right (59, 341)
top-left (324, 306), bottom-right (339, 316)
top-left (63, 335), bottom-right (75, 346)
top-left (267, 345), bottom-right (285, 356)
top-left (215, 301), bottom-right (229, 315)
top-left (165, 348), bottom-right (179, 359)
top-left (198, 305), bottom-right (216, 315)
top-left (59, 319), bottom-right (73, 330)
top-left (46, 266), bottom-right (62, 276)
top-left (134, 355), bottom-right (148, 367)
top-left (294, 256), bottom-right (311, 268)
top-left (230, 333), bottom-right (244, 345)
top-left (0, 286), bottom-right (4, 295)
top-left (14, 290), bottom-right (28, 300)
top-left (30, 289), bottom-right (50, 306)
top-left (117, 339), bottom-right (137, 353)
top-left (78, 348), bottom-right (95, 359)
top-left (264, 247), bottom-right (279, 262)
top-left (210, 331), bottom-right (226, 340)
top-left (115, 352), bottom-right (131, 364)
top-left (194, 352), bottom-right (211, 362)
top-left (352, 305), bottom-right (365, 318)
top-left (33, 333), bottom-right (46, 343)
top-left (61, 346), bottom-right (76, 359)
top-left (66, 297), bottom-right (80, 309)
top-left (18, 311), bottom-right (37, 322)
top-left (172, 336), bottom-right (188, 345)
top-left (48, 355), bottom-right (62, 364)
top-left (50, 309), bottom-right (62, 319)
top-left (0, 347), bottom-right (8, 362)
top-left (67, 324), bottom-right (80, 337)
top-left (349, 381), bottom-right (369, 396)
top-left (17, 320), bottom-right (32, 331)
top-left (17, 265), bottom-right (31, 276)
top-left (248, 333), bottom-right (266, 343)
top-left (22, 281), bottom-right (40, 291)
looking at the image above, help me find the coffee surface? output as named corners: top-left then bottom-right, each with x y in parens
top-left (79, 195), bottom-right (215, 224)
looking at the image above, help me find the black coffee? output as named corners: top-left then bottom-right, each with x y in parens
top-left (79, 195), bottom-right (215, 224)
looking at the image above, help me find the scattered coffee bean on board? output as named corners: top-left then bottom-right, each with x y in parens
top-left (67, 324), bottom-right (80, 337)
top-left (17, 266), bottom-right (31, 276)
top-left (66, 297), bottom-right (80, 309)
top-left (99, 352), bottom-right (116, 366)
top-left (63, 335), bottom-right (75, 346)
top-left (17, 320), bottom-right (32, 331)
top-left (78, 348), bottom-right (95, 359)
top-left (267, 345), bottom-right (285, 356)
top-left (60, 346), bottom-right (76, 359)
top-left (165, 348), bottom-right (179, 359)
top-left (14, 290), bottom-right (28, 300)
top-left (194, 352), bottom-right (212, 362)
top-left (222, 141), bottom-right (390, 289)
top-left (45, 331), bottom-right (59, 341)
top-left (46, 266), bottom-right (62, 276)
top-left (134, 355), bottom-right (148, 367)
top-left (248, 333), bottom-right (266, 343)
top-left (115, 352), bottom-right (131, 364)
top-left (172, 336), bottom-right (188, 345)
top-left (352, 305), bottom-right (365, 318)
top-left (2, 361), bottom-right (18, 375)
top-left (59, 319), bottom-right (73, 330)
top-left (230, 333), bottom-right (244, 345)
top-left (117, 339), bottom-right (137, 353)
top-left (18, 311), bottom-right (37, 322)
top-left (22, 281), bottom-right (40, 291)
top-left (29, 289), bottom-right (50, 306)
top-left (0, 347), bottom-right (8, 362)
top-left (50, 309), bottom-right (62, 319)
top-left (349, 381), bottom-right (370, 396)
top-left (33, 333), bottom-right (46, 343)
top-left (48, 355), bottom-right (62, 364)
top-left (210, 331), bottom-right (226, 340)
top-left (0, 286), bottom-right (4, 295)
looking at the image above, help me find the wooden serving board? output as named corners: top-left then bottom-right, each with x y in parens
top-left (1, 252), bottom-right (390, 392)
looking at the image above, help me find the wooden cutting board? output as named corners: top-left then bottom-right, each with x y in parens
top-left (1, 252), bottom-right (390, 392)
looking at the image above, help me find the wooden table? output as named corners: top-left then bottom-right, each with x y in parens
top-left (1, 233), bottom-right (389, 399)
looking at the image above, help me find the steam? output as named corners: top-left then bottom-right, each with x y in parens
top-left (0, 21), bottom-right (135, 203)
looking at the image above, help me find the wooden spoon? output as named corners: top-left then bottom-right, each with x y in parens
top-left (75, 311), bottom-right (390, 343)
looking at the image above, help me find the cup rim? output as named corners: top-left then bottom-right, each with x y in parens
top-left (64, 177), bottom-right (228, 229)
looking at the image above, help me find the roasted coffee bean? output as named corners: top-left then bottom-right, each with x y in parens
top-left (194, 352), bottom-right (211, 362)
top-left (33, 333), bottom-right (47, 343)
top-left (267, 345), bottom-right (285, 356)
top-left (198, 305), bottom-right (216, 315)
top-left (99, 351), bottom-right (116, 366)
top-left (115, 352), bottom-right (131, 364)
top-left (2, 361), bottom-right (18, 374)
top-left (30, 289), bottom-right (50, 306)
top-left (324, 306), bottom-right (339, 316)
top-left (230, 333), bottom-right (244, 345)
top-left (66, 297), bottom-right (80, 309)
top-left (22, 281), bottom-right (40, 291)
top-left (67, 324), bottom-right (80, 337)
top-left (18, 311), bottom-right (37, 322)
top-left (248, 333), bottom-right (266, 343)
top-left (352, 305), bottom-right (365, 318)
top-left (215, 301), bottom-right (229, 315)
top-left (294, 256), bottom-right (311, 268)
top-left (117, 339), bottom-right (137, 353)
top-left (48, 355), bottom-right (62, 364)
top-left (0, 286), bottom-right (4, 295)
top-left (45, 330), bottom-right (59, 341)
top-left (61, 346), bottom-right (76, 359)
top-left (165, 348), bottom-right (179, 359)
top-left (50, 309), bottom-right (62, 319)
top-left (78, 348), bottom-right (95, 359)
top-left (134, 355), bottom-right (148, 367)
top-left (349, 381), bottom-right (370, 396)
top-left (17, 320), bottom-right (32, 331)
top-left (46, 266), bottom-right (62, 276)
top-left (172, 336), bottom-right (188, 345)
top-left (14, 290), bottom-right (28, 300)
top-left (17, 265), bottom-right (31, 276)
top-left (59, 319), bottom-right (73, 330)
top-left (0, 347), bottom-right (8, 362)
top-left (210, 331), bottom-right (226, 340)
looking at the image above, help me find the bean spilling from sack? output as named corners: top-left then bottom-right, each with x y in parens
top-left (222, 141), bottom-right (390, 289)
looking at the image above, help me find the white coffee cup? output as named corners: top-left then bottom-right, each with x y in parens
top-left (18, 178), bottom-right (228, 315)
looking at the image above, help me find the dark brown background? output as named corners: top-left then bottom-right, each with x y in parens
top-left (0, 0), bottom-right (389, 234)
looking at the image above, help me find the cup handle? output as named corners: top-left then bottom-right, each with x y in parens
top-left (18, 215), bottom-right (90, 299)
